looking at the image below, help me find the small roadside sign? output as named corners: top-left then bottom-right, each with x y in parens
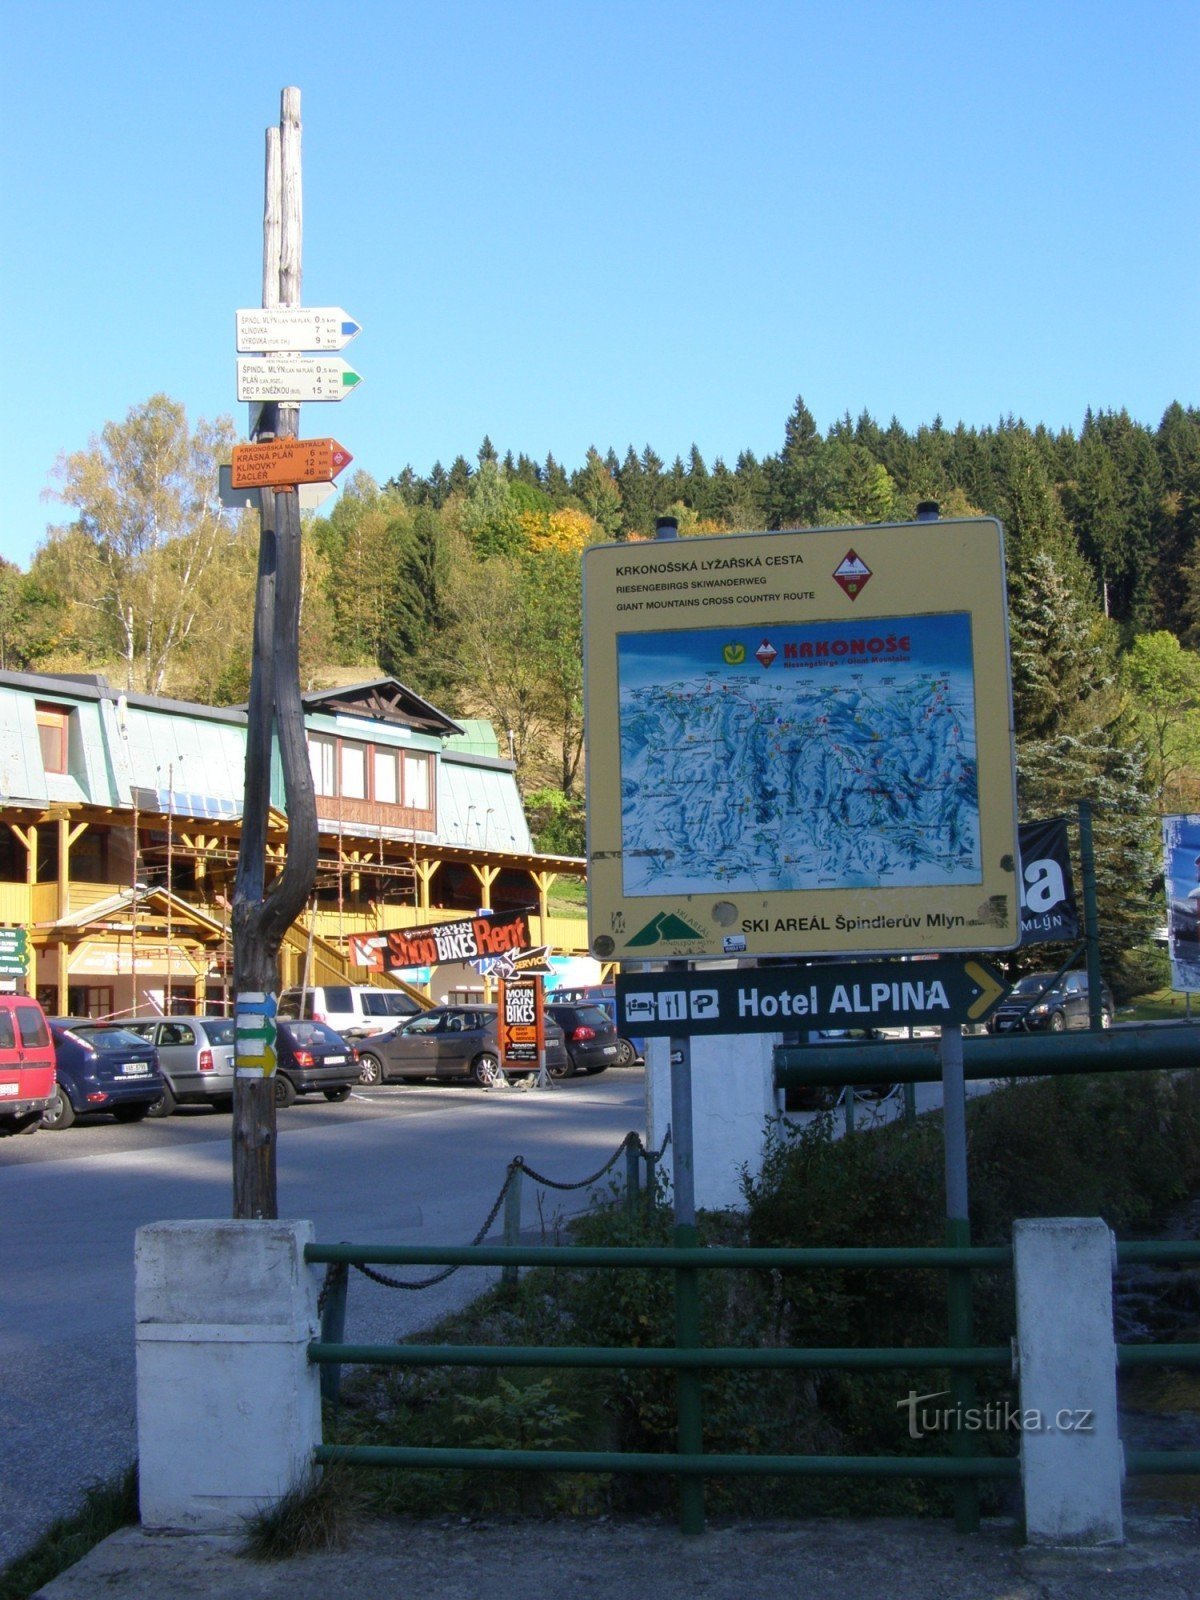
top-left (236, 357), bottom-right (363, 404)
top-left (217, 465), bottom-right (336, 512)
top-left (499, 975), bottom-right (544, 1069)
top-left (235, 307), bottom-right (361, 352)
top-left (229, 437), bottom-right (352, 490)
top-left (615, 958), bottom-right (1010, 1038)
top-left (0, 929), bottom-right (29, 978)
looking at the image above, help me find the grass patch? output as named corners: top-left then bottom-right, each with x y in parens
top-left (0, 1463), bottom-right (138, 1600)
top-left (1124, 988), bottom-right (1199, 1023)
top-left (241, 1466), bottom-right (366, 1561)
top-left (546, 878), bottom-right (587, 917)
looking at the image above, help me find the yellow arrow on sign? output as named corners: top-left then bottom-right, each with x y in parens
top-left (965, 960), bottom-right (1009, 1020)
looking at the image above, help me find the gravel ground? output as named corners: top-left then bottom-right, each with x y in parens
top-left (34, 1514), bottom-right (1200, 1600)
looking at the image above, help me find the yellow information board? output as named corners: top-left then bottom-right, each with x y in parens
top-left (582, 518), bottom-right (1019, 962)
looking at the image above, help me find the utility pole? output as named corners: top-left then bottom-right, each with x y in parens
top-left (231, 88), bottom-right (321, 1219)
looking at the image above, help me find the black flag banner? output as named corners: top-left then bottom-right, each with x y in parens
top-left (1017, 818), bottom-right (1079, 945)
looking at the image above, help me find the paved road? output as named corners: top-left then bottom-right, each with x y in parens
top-left (0, 1069), bottom-right (647, 1564)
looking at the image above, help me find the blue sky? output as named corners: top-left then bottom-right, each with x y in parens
top-left (2, 1), bottom-right (1197, 569)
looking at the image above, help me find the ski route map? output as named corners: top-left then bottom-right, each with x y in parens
top-left (617, 614), bottom-right (981, 896)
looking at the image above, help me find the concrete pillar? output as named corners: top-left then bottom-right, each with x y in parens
top-left (135, 1219), bottom-right (322, 1532)
top-left (645, 1032), bottom-right (779, 1212)
top-left (1013, 1217), bottom-right (1123, 1545)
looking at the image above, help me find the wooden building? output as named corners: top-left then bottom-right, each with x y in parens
top-left (0, 670), bottom-right (587, 1016)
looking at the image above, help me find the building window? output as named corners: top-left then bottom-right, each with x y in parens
top-left (309, 734), bottom-right (337, 797)
top-left (306, 734), bottom-right (433, 812)
top-left (403, 752), bottom-right (431, 810)
top-left (373, 748), bottom-right (398, 804)
top-left (341, 742), bottom-right (367, 799)
top-left (36, 703), bottom-right (69, 774)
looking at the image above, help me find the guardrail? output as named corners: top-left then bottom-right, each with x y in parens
top-left (303, 1234), bottom-right (1200, 1533)
top-left (774, 1022), bottom-right (1200, 1091)
top-left (1115, 1240), bottom-right (1200, 1479)
top-left (307, 1238), bottom-right (1018, 1534)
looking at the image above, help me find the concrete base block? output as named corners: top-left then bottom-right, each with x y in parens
top-left (1014, 1217), bottom-right (1123, 1546)
top-left (646, 1032), bottom-right (778, 1211)
top-left (135, 1219), bottom-right (322, 1532)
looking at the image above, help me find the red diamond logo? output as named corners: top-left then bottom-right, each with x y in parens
top-left (833, 549), bottom-right (872, 600)
top-left (755, 639), bottom-right (777, 668)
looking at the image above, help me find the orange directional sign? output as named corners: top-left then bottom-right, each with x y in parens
top-left (229, 436), bottom-right (353, 490)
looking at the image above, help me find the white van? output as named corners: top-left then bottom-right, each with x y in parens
top-left (277, 984), bottom-right (427, 1038)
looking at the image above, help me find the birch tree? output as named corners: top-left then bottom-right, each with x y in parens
top-left (49, 394), bottom-right (239, 694)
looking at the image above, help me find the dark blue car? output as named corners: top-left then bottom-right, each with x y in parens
top-left (44, 1020), bottom-right (166, 1130)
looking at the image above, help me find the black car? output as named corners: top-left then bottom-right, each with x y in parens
top-left (273, 1019), bottom-right (359, 1107)
top-left (44, 1020), bottom-right (167, 1129)
top-left (548, 985), bottom-right (644, 1065)
top-left (544, 1002), bottom-right (621, 1078)
top-left (987, 971), bottom-right (1114, 1034)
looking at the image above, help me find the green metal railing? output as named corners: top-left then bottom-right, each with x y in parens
top-left (1116, 1240), bottom-right (1200, 1479)
top-left (306, 1235), bottom-right (1200, 1529)
top-left (306, 1239), bottom-right (1020, 1533)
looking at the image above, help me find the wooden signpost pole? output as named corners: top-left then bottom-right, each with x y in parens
top-left (231, 87), bottom-right (321, 1220)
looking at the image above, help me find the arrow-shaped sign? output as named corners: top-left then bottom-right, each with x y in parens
top-left (235, 307), bottom-right (362, 352)
top-left (963, 960), bottom-right (1008, 1021)
top-left (236, 357), bottom-right (363, 404)
top-left (616, 957), bottom-right (1012, 1037)
top-left (229, 437), bottom-right (353, 490)
top-left (217, 466), bottom-right (336, 512)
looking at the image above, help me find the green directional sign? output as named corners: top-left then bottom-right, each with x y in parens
top-left (0, 928), bottom-right (30, 978)
top-left (615, 958), bottom-right (1010, 1038)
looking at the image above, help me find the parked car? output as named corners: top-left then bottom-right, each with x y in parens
top-left (274, 1019), bottom-right (360, 1107)
top-left (0, 994), bottom-right (56, 1134)
top-left (547, 985), bottom-right (644, 1066)
top-left (44, 1020), bottom-right (166, 1129)
top-left (986, 971), bottom-right (1114, 1034)
top-left (544, 1001), bottom-right (621, 1078)
top-left (350, 1004), bottom-right (569, 1087)
top-left (277, 984), bottom-right (426, 1038)
top-left (125, 1016), bottom-right (237, 1116)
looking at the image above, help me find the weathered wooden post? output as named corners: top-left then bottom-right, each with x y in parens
top-left (231, 87), bottom-right (320, 1220)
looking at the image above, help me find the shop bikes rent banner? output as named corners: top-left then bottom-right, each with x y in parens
top-left (1163, 815), bottom-right (1200, 992)
top-left (349, 910), bottom-right (531, 975)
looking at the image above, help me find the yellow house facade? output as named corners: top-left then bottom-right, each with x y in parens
top-left (0, 670), bottom-right (587, 1017)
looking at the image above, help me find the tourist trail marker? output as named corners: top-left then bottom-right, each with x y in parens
top-left (235, 306), bottom-right (361, 351)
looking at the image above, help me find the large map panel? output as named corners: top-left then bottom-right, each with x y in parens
top-left (618, 612), bottom-right (979, 897)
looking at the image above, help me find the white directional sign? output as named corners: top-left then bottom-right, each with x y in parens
top-left (235, 307), bottom-right (362, 352)
top-left (236, 357), bottom-right (362, 403)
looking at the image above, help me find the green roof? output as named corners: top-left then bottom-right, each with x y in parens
top-left (443, 719), bottom-right (503, 759)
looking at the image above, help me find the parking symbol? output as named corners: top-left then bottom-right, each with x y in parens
top-left (689, 990), bottom-right (719, 1020)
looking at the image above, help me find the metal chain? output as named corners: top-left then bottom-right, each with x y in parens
top-left (335, 1129), bottom-right (670, 1297)
top-left (350, 1161), bottom-right (520, 1292)
top-left (316, 1258), bottom-right (347, 1317)
top-left (511, 1130), bottom-right (642, 1192)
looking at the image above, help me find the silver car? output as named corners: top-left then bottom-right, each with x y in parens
top-left (126, 1016), bottom-right (237, 1116)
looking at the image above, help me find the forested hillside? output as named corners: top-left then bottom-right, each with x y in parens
top-left (4, 392), bottom-right (1199, 996)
